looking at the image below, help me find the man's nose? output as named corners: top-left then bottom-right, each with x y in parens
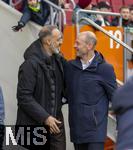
top-left (74, 43), bottom-right (77, 48)
top-left (59, 39), bottom-right (63, 45)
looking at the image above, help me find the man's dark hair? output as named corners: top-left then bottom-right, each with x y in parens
top-left (38, 25), bottom-right (57, 42)
top-left (97, 1), bottom-right (111, 9)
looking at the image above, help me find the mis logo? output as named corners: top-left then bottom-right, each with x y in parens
top-left (6, 126), bottom-right (47, 146)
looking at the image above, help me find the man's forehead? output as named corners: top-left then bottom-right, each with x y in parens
top-left (77, 34), bottom-right (86, 41)
top-left (121, 8), bottom-right (130, 12)
top-left (52, 29), bottom-right (61, 37)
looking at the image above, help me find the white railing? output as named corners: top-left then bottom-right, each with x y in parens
top-left (9, 0), bottom-right (66, 30)
top-left (43, 0), bottom-right (66, 29)
top-left (107, 113), bottom-right (117, 142)
top-left (76, 9), bottom-right (122, 35)
top-left (80, 17), bottom-right (133, 53)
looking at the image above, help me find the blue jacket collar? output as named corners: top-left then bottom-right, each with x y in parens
top-left (70, 51), bottom-right (105, 72)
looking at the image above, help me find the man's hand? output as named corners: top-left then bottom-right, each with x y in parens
top-left (45, 116), bottom-right (61, 134)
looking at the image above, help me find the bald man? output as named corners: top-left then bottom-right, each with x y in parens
top-left (64, 31), bottom-right (117, 150)
top-left (16, 25), bottom-right (66, 150)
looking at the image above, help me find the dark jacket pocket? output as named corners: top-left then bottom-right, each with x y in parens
top-left (94, 98), bottom-right (108, 127)
top-left (80, 105), bottom-right (97, 132)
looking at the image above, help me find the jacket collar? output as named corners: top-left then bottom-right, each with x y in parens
top-left (53, 54), bottom-right (64, 77)
top-left (39, 53), bottom-right (64, 77)
top-left (71, 51), bottom-right (105, 72)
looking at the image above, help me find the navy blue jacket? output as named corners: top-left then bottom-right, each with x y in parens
top-left (19, 0), bottom-right (50, 26)
top-left (112, 77), bottom-right (133, 150)
top-left (64, 51), bottom-right (117, 144)
top-left (0, 87), bottom-right (5, 125)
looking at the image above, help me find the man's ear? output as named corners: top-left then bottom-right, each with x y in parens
top-left (87, 43), bottom-right (93, 50)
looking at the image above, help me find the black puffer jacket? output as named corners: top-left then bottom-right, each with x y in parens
top-left (16, 39), bottom-right (64, 125)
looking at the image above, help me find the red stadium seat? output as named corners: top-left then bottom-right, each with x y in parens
top-left (74, 0), bottom-right (79, 4)
top-left (12, 0), bottom-right (23, 12)
top-left (124, 0), bottom-right (133, 6)
top-left (91, 0), bottom-right (133, 12)
top-left (111, 0), bottom-right (123, 12)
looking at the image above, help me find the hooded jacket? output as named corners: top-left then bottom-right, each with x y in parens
top-left (16, 39), bottom-right (64, 125)
top-left (64, 51), bottom-right (117, 143)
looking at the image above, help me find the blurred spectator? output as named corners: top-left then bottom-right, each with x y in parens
top-left (12, 0), bottom-right (50, 32)
top-left (129, 7), bottom-right (133, 27)
top-left (98, 1), bottom-right (111, 12)
top-left (0, 86), bottom-right (5, 150)
top-left (58, 0), bottom-right (70, 9)
top-left (2, 0), bottom-right (25, 12)
top-left (58, 0), bottom-right (65, 8)
top-left (112, 76), bottom-right (133, 150)
top-left (72, 0), bottom-right (112, 26)
top-left (91, 4), bottom-right (100, 23)
top-left (72, 0), bottom-right (94, 24)
top-left (92, 4), bottom-right (99, 11)
top-left (111, 6), bottom-right (130, 27)
top-left (96, 1), bottom-right (111, 26)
